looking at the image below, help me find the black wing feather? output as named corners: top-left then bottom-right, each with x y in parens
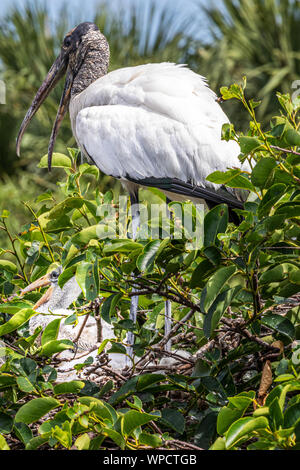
top-left (125, 176), bottom-right (244, 210)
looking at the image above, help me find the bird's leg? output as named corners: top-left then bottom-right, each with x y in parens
top-left (125, 191), bottom-right (140, 366)
top-left (164, 199), bottom-right (172, 352)
top-left (164, 300), bottom-right (172, 352)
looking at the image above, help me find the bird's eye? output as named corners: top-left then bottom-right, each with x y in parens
top-left (64, 37), bottom-right (72, 48)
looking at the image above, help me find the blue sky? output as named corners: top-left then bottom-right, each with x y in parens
top-left (0, 0), bottom-right (203, 20)
top-left (0, 0), bottom-right (208, 40)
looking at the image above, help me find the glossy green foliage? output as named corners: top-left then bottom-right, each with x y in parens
top-left (0, 85), bottom-right (299, 450)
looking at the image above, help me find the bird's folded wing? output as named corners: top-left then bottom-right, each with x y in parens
top-left (76, 104), bottom-right (242, 189)
top-left (124, 176), bottom-right (245, 209)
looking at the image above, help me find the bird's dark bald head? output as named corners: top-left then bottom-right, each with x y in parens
top-left (15, 21), bottom-right (109, 166)
top-left (63, 22), bottom-right (100, 50)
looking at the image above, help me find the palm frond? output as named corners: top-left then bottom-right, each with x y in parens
top-left (195, 0), bottom-right (300, 125)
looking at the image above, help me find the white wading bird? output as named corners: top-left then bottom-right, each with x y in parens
top-left (16, 22), bottom-right (247, 364)
top-left (20, 266), bottom-right (126, 372)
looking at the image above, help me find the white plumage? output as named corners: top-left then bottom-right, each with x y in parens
top-left (70, 63), bottom-right (243, 195)
top-left (21, 268), bottom-right (126, 372)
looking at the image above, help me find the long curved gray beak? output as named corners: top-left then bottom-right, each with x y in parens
top-left (19, 273), bottom-right (53, 310)
top-left (6, 272), bottom-right (52, 306)
top-left (47, 68), bottom-right (73, 171)
top-left (20, 273), bottom-right (51, 295)
top-left (16, 51), bottom-right (72, 171)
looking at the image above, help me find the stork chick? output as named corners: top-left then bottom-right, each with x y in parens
top-left (21, 268), bottom-right (126, 372)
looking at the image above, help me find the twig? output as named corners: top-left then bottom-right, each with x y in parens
top-left (270, 145), bottom-right (300, 156)
top-left (195, 340), bottom-right (216, 359)
top-left (127, 282), bottom-right (202, 313)
top-left (74, 313), bottom-right (90, 344)
top-left (102, 365), bottom-right (127, 382)
top-left (150, 347), bottom-right (194, 365)
top-left (157, 309), bottom-right (195, 349)
top-left (221, 318), bottom-right (281, 352)
top-left (164, 439), bottom-right (204, 451)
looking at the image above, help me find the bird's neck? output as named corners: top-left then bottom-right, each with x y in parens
top-left (72, 39), bottom-right (110, 96)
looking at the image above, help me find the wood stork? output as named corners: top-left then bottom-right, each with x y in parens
top-left (16, 22), bottom-right (247, 364)
top-left (20, 266), bottom-right (126, 372)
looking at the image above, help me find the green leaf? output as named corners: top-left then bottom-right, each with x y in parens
top-left (16, 376), bottom-right (37, 394)
top-left (58, 265), bottom-right (77, 288)
top-left (283, 128), bottom-right (300, 146)
top-left (53, 381), bottom-right (85, 395)
top-left (251, 158), bottom-right (277, 189)
top-left (103, 240), bottom-right (144, 255)
top-left (126, 395), bottom-right (143, 411)
top-left (277, 93), bottom-right (294, 115)
top-left (122, 410), bottom-right (158, 436)
top-left (44, 215), bottom-right (73, 233)
top-left (194, 411), bottom-right (218, 449)
top-left (190, 259), bottom-right (215, 288)
top-left (103, 429), bottom-right (125, 449)
top-left (41, 318), bottom-right (61, 346)
top-left (52, 422), bottom-right (72, 448)
top-left (225, 417), bottom-right (269, 449)
top-left (220, 84), bottom-right (243, 101)
top-left (0, 210), bottom-right (10, 219)
top-left (204, 286), bottom-right (241, 338)
top-left (40, 339), bottom-right (74, 357)
top-left (139, 432), bottom-right (162, 448)
top-left (228, 391), bottom-right (255, 409)
top-left (137, 374), bottom-right (165, 391)
top-left (261, 313), bottom-right (295, 341)
top-left (204, 204), bottom-right (228, 247)
top-left (253, 407), bottom-right (270, 417)
top-left (269, 397), bottom-right (284, 430)
top-left (48, 197), bottom-right (84, 219)
top-left (76, 261), bottom-right (99, 301)
top-left (275, 201), bottom-right (300, 218)
top-left (0, 412), bottom-right (14, 434)
top-left (266, 384), bottom-right (290, 410)
top-left (0, 308), bottom-right (35, 337)
top-left (75, 433), bottom-right (90, 450)
top-left (290, 270), bottom-right (300, 285)
top-left (0, 260), bottom-right (18, 274)
top-left (13, 422), bottom-right (33, 445)
top-left (0, 435), bottom-right (9, 450)
top-left (192, 358), bottom-right (211, 377)
top-left (239, 136), bottom-right (263, 154)
top-left (258, 184), bottom-right (287, 218)
top-left (25, 436), bottom-right (49, 450)
top-left (79, 397), bottom-right (117, 424)
top-left (35, 191), bottom-right (52, 203)
top-left (221, 123), bottom-right (236, 141)
top-left (15, 397), bottom-right (61, 424)
top-left (201, 265), bottom-right (237, 313)
top-left (79, 163), bottom-right (99, 178)
top-left (217, 407), bottom-right (244, 435)
top-left (38, 153), bottom-right (72, 168)
top-left (71, 225), bottom-right (115, 245)
top-left (136, 240), bottom-right (161, 273)
top-left (283, 403), bottom-right (300, 429)
top-left (101, 293), bottom-right (123, 323)
top-left (260, 263), bottom-right (299, 284)
top-left (160, 408), bottom-right (185, 434)
top-left (207, 169), bottom-right (255, 191)
top-left (210, 437), bottom-right (226, 450)
top-left (0, 374), bottom-right (16, 389)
